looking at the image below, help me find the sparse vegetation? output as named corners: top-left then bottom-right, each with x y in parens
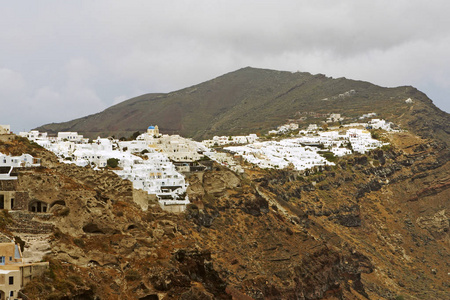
top-left (381, 144), bottom-right (392, 151)
top-left (198, 155), bottom-right (211, 161)
top-left (22, 257), bottom-right (93, 299)
top-left (370, 130), bottom-right (380, 139)
top-left (0, 210), bottom-right (13, 230)
top-left (34, 67), bottom-right (450, 144)
top-left (320, 151), bottom-right (337, 162)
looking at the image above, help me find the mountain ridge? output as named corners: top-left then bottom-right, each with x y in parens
top-left (35, 67), bottom-right (449, 144)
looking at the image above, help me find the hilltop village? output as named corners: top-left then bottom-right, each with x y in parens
top-left (1, 114), bottom-right (397, 213)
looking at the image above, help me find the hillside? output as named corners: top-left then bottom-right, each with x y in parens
top-left (1, 130), bottom-right (448, 299)
top-left (36, 67), bottom-right (449, 143)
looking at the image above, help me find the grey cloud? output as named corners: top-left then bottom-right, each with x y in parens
top-left (0, 0), bottom-right (449, 132)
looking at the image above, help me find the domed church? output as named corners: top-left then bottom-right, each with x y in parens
top-left (147, 125), bottom-right (159, 137)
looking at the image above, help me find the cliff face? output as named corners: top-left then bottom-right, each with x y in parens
top-left (2, 130), bottom-right (447, 300)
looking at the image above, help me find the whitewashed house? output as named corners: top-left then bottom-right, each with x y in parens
top-left (0, 125), bottom-right (10, 135)
top-left (154, 135), bottom-right (203, 162)
top-left (0, 153), bottom-right (40, 181)
top-left (57, 132), bottom-right (88, 143)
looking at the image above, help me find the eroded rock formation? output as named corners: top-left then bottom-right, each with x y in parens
top-left (1, 132), bottom-right (448, 299)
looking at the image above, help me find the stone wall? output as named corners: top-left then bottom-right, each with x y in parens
top-left (13, 192), bottom-right (29, 211)
top-left (8, 211), bottom-right (54, 234)
top-left (0, 191), bottom-right (15, 210)
top-left (21, 262), bottom-right (49, 286)
top-left (0, 180), bottom-right (16, 191)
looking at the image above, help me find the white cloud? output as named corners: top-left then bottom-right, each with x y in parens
top-left (1, 0), bottom-right (449, 132)
top-left (0, 68), bottom-right (25, 93)
top-left (65, 58), bottom-right (98, 87)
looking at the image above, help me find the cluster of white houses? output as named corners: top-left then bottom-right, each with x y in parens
top-left (267, 123), bottom-right (299, 135)
top-left (3, 116), bottom-right (395, 209)
top-left (19, 126), bottom-right (197, 208)
top-left (223, 127), bottom-right (387, 171)
top-left (202, 134), bottom-right (259, 147)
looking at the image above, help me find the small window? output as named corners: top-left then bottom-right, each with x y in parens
top-left (9, 276), bottom-right (13, 285)
top-left (9, 256), bottom-right (12, 261)
top-left (9, 291), bottom-right (13, 297)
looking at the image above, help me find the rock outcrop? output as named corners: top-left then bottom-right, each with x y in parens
top-left (1, 131), bottom-right (448, 299)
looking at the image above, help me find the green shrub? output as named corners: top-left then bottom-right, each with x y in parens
top-left (370, 130), bottom-right (381, 139)
top-left (107, 158), bottom-right (120, 168)
top-left (129, 131), bottom-right (141, 140)
top-left (381, 144), bottom-right (392, 151)
top-left (320, 151), bottom-right (337, 162)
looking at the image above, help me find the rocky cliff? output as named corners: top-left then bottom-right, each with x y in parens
top-left (1, 130), bottom-right (448, 299)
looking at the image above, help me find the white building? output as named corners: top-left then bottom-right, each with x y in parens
top-left (114, 151), bottom-right (189, 206)
top-left (0, 153), bottom-right (41, 181)
top-left (19, 130), bottom-right (47, 141)
top-left (368, 119), bottom-right (394, 131)
top-left (153, 135), bottom-right (203, 162)
top-left (57, 132), bottom-right (88, 143)
top-left (118, 140), bottom-right (149, 153)
top-left (203, 134), bottom-right (259, 147)
top-left (0, 153), bottom-right (40, 168)
top-left (0, 125), bottom-right (10, 135)
top-left (326, 113), bottom-right (344, 123)
top-left (359, 112), bottom-right (377, 120)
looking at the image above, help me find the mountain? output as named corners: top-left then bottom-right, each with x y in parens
top-left (36, 67), bottom-right (449, 143)
top-left (8, 67), bottom-right (449, 299)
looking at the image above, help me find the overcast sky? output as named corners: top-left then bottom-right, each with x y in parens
top-left (1, 0), bottom-right (449, 131)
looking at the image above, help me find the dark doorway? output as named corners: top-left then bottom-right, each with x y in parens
top-left (29, 201), bottom-right (48, 213)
